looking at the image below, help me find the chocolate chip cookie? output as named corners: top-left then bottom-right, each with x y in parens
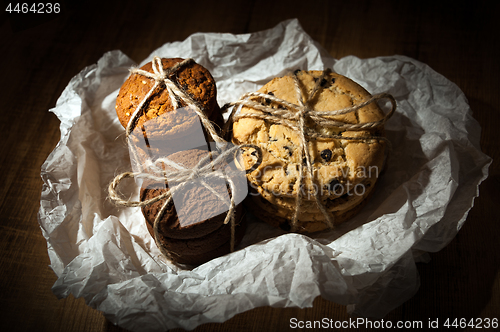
top-left (232, 70), bottom-right (388, 232)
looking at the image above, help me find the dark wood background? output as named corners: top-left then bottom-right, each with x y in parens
top-left (1, 0), bottom-right (498, 331)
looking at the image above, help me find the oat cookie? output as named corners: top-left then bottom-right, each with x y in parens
top-left (116, 58), bottom-right (219, 133)
top-left (116, 58), bottom-right (223, 159)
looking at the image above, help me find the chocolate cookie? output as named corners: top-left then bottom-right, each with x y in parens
top-left (245, 179), bottom-right (376, 233)
top-left (140, 148), bottom-right (247, 265)
top-left (147, 215), bottom-right (246, 266)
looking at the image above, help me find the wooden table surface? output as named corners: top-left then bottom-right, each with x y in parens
top-left (1, 0), bottom-right (499, 331)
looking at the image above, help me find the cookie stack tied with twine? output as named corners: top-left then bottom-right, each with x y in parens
top-left (226, 69), bottom-right (395, 233)
top-left (108, 57), bottom-right (261, 266)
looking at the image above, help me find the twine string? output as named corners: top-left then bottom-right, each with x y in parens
top-left (291, 71), bottom-right (335, 229)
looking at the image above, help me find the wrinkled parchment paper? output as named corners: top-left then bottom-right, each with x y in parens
top-left (38, 19), bottom-right (492, 331)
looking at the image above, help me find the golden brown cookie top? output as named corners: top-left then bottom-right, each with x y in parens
top-left (115, 58), bottom-right (218, 139)
top-left (232, 70), bottom-right (387, 200)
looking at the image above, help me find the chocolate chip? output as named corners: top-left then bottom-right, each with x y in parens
top-left (284, 146), bottom-right (293, 157)
top-left (261, 92), bottom-right (274, 105)
top-left (320, 78), bottom-right (328, 87)
top-left (279, 222), bottom-right (291, 232)
top-left (293, 69), bottom-right (301, 75)
top-left (320, 149), bottom-right (332, 162)
top-left (331, 77), bottom-right (336, 84)
top-left (328, 179), bottom-right (341, 192)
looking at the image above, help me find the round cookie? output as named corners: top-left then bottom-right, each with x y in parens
top-left (254, 176), bottom-right (376, 214)
top-left (116, 58), bottom-right (224, 159)
top-left (232, 70), bottom-right (387, 232)
top-left (144, 208), bottom-right (244, 255)
top-left (141, 182), bottom-right (234, 240)
top-left (245, 180), bottom-right (376, 233)
top-left (256, 177), bottom-right (374, 214)
top-left (140, 148), bottom-right (244, 236)
top-left (232, 70), bottom-right (386, 199)
top-left (147, 216), bottom-right (247, 266)
top-left (116, 58), bottom-right (218, 132)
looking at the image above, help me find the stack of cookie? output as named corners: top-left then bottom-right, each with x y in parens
top-left (140, 148), bottom-right (246, 266)
top-left (231, 70), bottom-right (389, 233)
top-left (114, 58), bottom-right (245, 266)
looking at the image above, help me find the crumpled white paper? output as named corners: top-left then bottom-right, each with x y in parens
top-left (38, 19), bottom-right (492, 331)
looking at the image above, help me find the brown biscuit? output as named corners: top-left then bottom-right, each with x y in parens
top-left (147, 217), bottom-right (247, 266)
top-left (117, 58), bottom-right (224, 159)
top-left (245, 183), bottom-right (375, 233)
top-left (140, 183), bottom-right (233, 239)
top-left (254, 177), bottom-right (376, 215)
top-left (116, 58), bottom-right (218, 133)
top-left (140, 148), bottom-right (247, 265)
top-left (144, 204), bottom-right (244, 255)
top-left (140, 148), bottom-right (242, 239)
